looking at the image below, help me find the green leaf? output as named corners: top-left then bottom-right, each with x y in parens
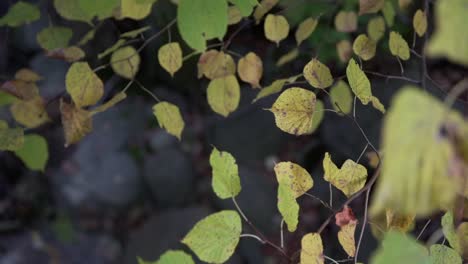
top-left (274, 161), bottom-right (313, 198)
top-left (229, 0), bottom-right (257, 16)
top-left (295, 17), bottom-right (318, 46)
top-left (252, 78), bottom-right (287, 102)
top-left (441, 212), bottom-right (461, 253)
top-left (14, 134), bottom-right (48, 172)
top-left (54, 0), bottom-right (93, 23)
top-left (78, 0), bottom-right (119, 20)
top-left (138, 250), bottom-right (194, 264)
top-left (121, 26), bottom-right (151, 38)
top-left (389, 31), bottom-right (410, 61)
top-left (370, 231), bottom-right (429, 264)
top-left (111, 46), bottom-right (140, 79)
top-left (346, 58), bottom-right (371, 104)
top-left (330, 80), bottom-right (352, 114)
top-left (0, 121), bottom-right (24, 151)
top-left (207, 75), bottom-right (240, 117)
top-left (303, 58), bottom-right (334, 89)
top-left (277, 181), bottom-right (299, 232)
top-left (382, 1), bottom-right (395, 27)
top-left (177, 0), bottom-right (228, 51)
top-left (182, 210), bottom-right (241, 263)
top-left (370, 88), bottom-right (467, 217)
top-left (66, 62), bottom-right (104, 107)
top-left (36, 26), bottom-right (73, 51)
top-left (427, 0), bottom-right (468, 66)
top-left (153, 101), bottom-right (185, 140)
top-left (270, 87), bottom-right (320, 135)
top-left (323, 152), bottom-right (368, 197)
top-left (0, 1), bottom-right (40, 27)
top-left (118, 0), bottom-right (156, 20)
top-left (429, 244), bottom-right (462, 264)
top-left (0, 91), bottom-right (18, 106)
top-left (209, 147), bottom-right (241, 199)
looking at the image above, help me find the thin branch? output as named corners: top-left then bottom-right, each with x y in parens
top-left (232, 197), bottom-right (248, 222)
top-left (354, 184), bottom-right (371, 263)
top-left (280, 219), bottom-right (285, 248)
top-left (303, 192), bottom-right (334, 212)
top-left (240, 234), bottom-right (265, 244)
top-left (324, 255), bottom-right (340, 264)
top-left (364, 70), bottom-right (420, 83)
top-left (329, 183), bottom-right (333, 208)
top-left (134, 80), bottom-right (160, 102)
top-left (416, 219), bottom-right (432, 240)
top-left (356, 143), bottom-right (369, 164)
top-left (396, 57), bottom-right (404, 75)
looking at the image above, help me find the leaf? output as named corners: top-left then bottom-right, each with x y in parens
top-left (300, 233), bottom-right (324, 264)
top-left (277, 182), bottom-right (299, 232)
top-left (209, 148), bottom-right (241, 199)
top-left (346, 58), bottom-right (372, 104)
top-left (367, 16), bottom-right (386, 42)
top-left (14, 134), bottom-right (48, 172)
top-left (237, 52), bottom-right (263, 88)
top-left (206, 75), bottom-right (240, 117)
top-left (270, 87), bottom-right (320, 135)
top-left (385, 209), bottom-right (415, 232)
top-left (413, 9), bottom-right (427, 37)
top-left (60, 100), bottom-right (93, 147)
top-left (11, 97), bottom-right (50, 128)
top-left (228, 6), bottom-right (242, 25)
top-left (36, 26), bottom-right (73, 51)
top-left (427, 0), bottom-right (468, 66)
top-left (336, 39), bottom-right (352, 63)
top-left (46, 46), bottom-right (86, 62)
top-left (253, 0), bottom-right (279, 24)
top-left (118, 0), bottom-right (156, 20)
top-left (276, 48), bottom-right (299, 67)
top-left (111, 46), bottom-right (140, 79)
top-left (457, 222), bottom-right (468, 259)
top-left (389, 31), bottom-right (410, 61)
top-left (371, 96), bottom-right (385, 113)
top-left (182, 210), bottom-right (241, 264)
top-left (353, 34), bottom-right (376, 61)
top-left (152, 101), bottom-right (184, 140)
top-left (330, 80), bottom-right (352, 114)
top-left (311, 100), bottom-right (324, 132)
top-left (1, 80), bottom-right (39, 100)
top-left (0, 121), bottom-right (24, 151)
top-left (335, 11), bottom-right (357, 33)
top-left (158, 42), bottom-right (183, 77)
top-left (198, 50), bottom-right (236, 80)
top-left (144, 250), bottom-right (194, 264)
top-left (78, 29), bottom-right (96, 45)
top-left (98, 39), bottom-right (127, 59)
top-left (295, 17), bottom-right (318, 46)
top-left (336, 207), bottom-right (357, 257)
top-left (0, 1), bottom-right (40, 27)
top-left (359, 0), bottom-right (384, 15)
top-left (264, 14), bottom-right (290, 46)
top-left (429, 244), bottom-right (462, 264)
top-left (441, 212), bottom-right (461, 253)
top-left (54, 0), bottom-right (93, 23)
top-left (382, 1), bottom-right (395, 27)
top-left (120, 26), bottom-right (151, 38)
top-left (370, 231), bottom-right (429, 264)
top-left (229, 0), bottom-right (257, 17)
top-left (274, 161), bottom-right (313, 198)
top-left (66, 62), bottom-right (104, 107)
top-left (177, 0), bottom-right (228, 51)
top-left (252, 78), bottom-right (287, 102)
top-left (78, 0), bottom-right (119, 20)
top-left (370, 88), bottom-right (467, 217)
top-left (14, 68), bottom-right (42, 82)
top-left (323, 152), bottom-right (368, 197)
top-left (91, 92), bottom-right (127, 115)
top-left (303, 59), bottom-right (333, 89)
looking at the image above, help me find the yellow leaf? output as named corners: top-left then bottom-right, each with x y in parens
top-left (413, 9), bottom-right (427, 37)
top-left (238, 52), bottom-right (263, 88)
top-left (385, 209), bottom-right (415, 232)
top-left (111, 46), bottom-right (140, 79)
top-left (370, 87), bottom-right (468, 217)
top-left (389, 31), bottom-right (410, 61)
top-left (303, 59), bottom-right (333, 89)
top-left (301, 233), bottom-right (324, 264)
top-left (277, 181), bottom-right (299, 232)
top-left (295, 17), bottom-right (318, 46)
top-left (11, 97), bottom-right (50, 128)
top-left (346, 58), bottom-right (372, 104)
top-left (197, 50), bottom-right (236, 80)
top-left (353, 34), bottom-right (376, 61)
top-left (117, 0), bottom-right (155, 20)
top-left (371, 96), bottom-right (385, 113)
top-left (336, 40), bottom-right (352, 63)
top-left (46, 46), bottom-right (86, 62)
top-left (427, 0), bottom-right (468, 66)
top-left (207, 75), bottom-right (240, 117)
top-left (60, 100), bottom-right (92, 147)
top-left (457, 222), bottom-right (468, 259)
top-left (158, 42), bottom-right (183, 77)
top-left (65, 62), bottom-right (104, 107)
top-left (0, 121), bottom-right (24, 151)
top-left (228, 6), bottom-right (242, 25)
top-left (253, 0), bottom-right (279, 24)
top-left (91, 92), bottom-right (127, 115)
top-left (152, 101), bottom-right (185, 140)
top-left (367, 16), bottom-right (386, 42)
top-left (274, 161), bottom-right (313, 198)
top-left (252, 78), bottom-right (287, 102)
top-left (335, 11), bottom-right (357, 33)
top-left (276, 48), bottom-right (299, 67)
top-left (264, 14), bottom-right (290, 46)
top-left (330, 80), bottom-right (352, 114)
top-left (338, 220), bottom-right (357, 257)
top-left (359, 0), bottom-right (384, 15)
top-left (270, 87), bottom-right (320, 135)
top-left (323, 152), bottom-right (368, 197)
top-left (14, 68), bottom-right (42, 82)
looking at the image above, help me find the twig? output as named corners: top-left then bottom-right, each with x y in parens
top-left (240, 233), bottom-right (265, 244)
top-left (324, 255), bottom-right (340, 264)
top-left (134, 80), bottom-right (160, 102)
top-left (354, 184), bottom-right (371, 263)
top-left (329, 183), bottom-right (333, 208)
top-left (363, 70), bottom-right (420, 83)
top-left (304, 192), bottom-right (334, 212)
top-left (280, 219), bottom-right (285, 248)
top-left (416, 219), bottom-right (432, 240)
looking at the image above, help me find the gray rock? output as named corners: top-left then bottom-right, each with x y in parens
top-left (30, 54), bottom-right (68, 98)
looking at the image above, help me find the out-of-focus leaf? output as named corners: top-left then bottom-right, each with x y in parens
top-left (54, 0), bottom-right (93, 23)
top-left (152, 101), bottom-right (184, 140)
top-left (1, 80), bottom-right (39, 100)
top-left (336, 39), bottom-right (352, 63)
top-left (252, 78), bottom-right (287, 102)
top-left (14, 69), bottom-right (42, 82)
top-left (46, 46), bottom-right (86, 62)
top-left (359, 0), bottom-right (384, 15)
top-left (207, 75), bottom-right (240, 117)
top-left (141, 250), bottom-right (194, 264)
top-left (14, 134), bottom-right (48, 171)
top-left (229, 0), bottom-right (257, 16)
top-left (336, 206), bottom-right (357, 257)
top-left (91, 92), bottom-right (127, 115)
top-left (253, 0), bottom-right (279, 24)
top-left (370, 231), bottom-right (429, 264)
top-left (117, 0), bottom-right (156, 20)
top-left (37, 26), bottom-right (72, 51)
top-left (228, 6), bottom-right (242, 25)
top-left (277, 181), bottom-right (299, 232)
top-left (382, 1), bottom-right (395, 27)
top-left (276, 48), bottom-right (299, 67)
top-left (330, 80), bottom-right (352, 114)
top-left (429, 244), bottom-right (462, 264)
top-left (367, 16), bottom-right (386, 42)
top-left (121, 26), bottom-right (150, 38)
top-left (295, 17), bottom-right (318, 45)
top-left (0, 121), bottom-right (24, 151)
top-left (78, 0), bottom-right (119, 20)
top-left (0, 1), bottom-right (40, 27)
top-left (441, 212), bottom-right (461, 253)
top-left (98, 39), bottom-right (127, 59)
top-left (209, 147), bottom-right (241, 199)
top-left (413, 9), bottom-right (427, 37)
top-left (335, 11), bottom-right (357, 33)
top-left (11, 97), bottom-right (50, 128)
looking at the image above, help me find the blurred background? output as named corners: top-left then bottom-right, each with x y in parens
top-left (0, 0), bottom-right (467, 263)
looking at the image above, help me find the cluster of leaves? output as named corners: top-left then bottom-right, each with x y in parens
top-left (0, 0), bottom-right (467, 263)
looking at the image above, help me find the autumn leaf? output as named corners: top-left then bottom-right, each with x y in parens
top-left (60, 100), bottom-right (93, 147)
top-left (158, 42), bottom-right (183, 77)
top-left (274, 161), bottom-right (313, 198)
top-left (413, 10), bottom-right (427, 37)
top-left (389, 31), bottom-right (410, 61)
top-left (359, 0), bottom-right (384, 15)
top-left (152, 101), bottom-right (185, 140)
top-left (206, 75), bottom-right (240, 117)
top-left (303, 59), bottom-right (334, 89)
top-left (66, 62), bottom-right (104, 107)
top-left (111, 46), bottom-right (141, 79)
top-left (209, 147), bottom-right (241, 199)
top-left (295, 17), bottom-right (318, 46)
top-left (353, 34), bottom-right (377, 61)
top-left (301, 233), bottom-right (324, 264)
top-left (335, 11), bottom-right (357, 33)
top-left (198, 50), bottom-right (236, 80)
top-left (264, 14), bottom-right (290, 46)
top-left (237, 52), bottom-right (263, 88)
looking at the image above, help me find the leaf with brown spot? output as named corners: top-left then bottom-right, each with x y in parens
top-left (60, 100), bottom-right (93, 147)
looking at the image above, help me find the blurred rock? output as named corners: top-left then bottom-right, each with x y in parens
top-left (30, 54), bottom-right (68, 98)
